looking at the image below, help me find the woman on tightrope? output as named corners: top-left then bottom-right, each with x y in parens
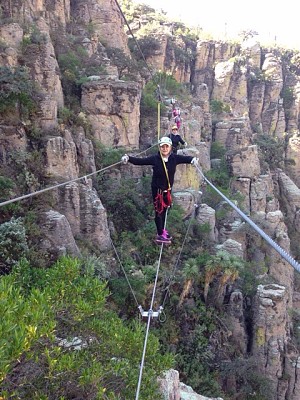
top-left (168, 125), bottom-right (187, 154)
top-left (121, 136), bottom-right (198, 244)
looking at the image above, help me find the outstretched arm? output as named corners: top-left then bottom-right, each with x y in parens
top-left (121, 154), bottom-right (156, 166)
top-left (179, 136), bottom-right (185, 145)
top-left (175, 154), bottom-right (194, 164)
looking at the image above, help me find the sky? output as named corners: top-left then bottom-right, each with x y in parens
top-left (138, 0), bottom-right (300, 50)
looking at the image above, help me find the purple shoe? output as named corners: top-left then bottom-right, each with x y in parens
top-left (163, 229), bottom-right (172, 240)
top-left (156, 234), bottom-right (171, 244)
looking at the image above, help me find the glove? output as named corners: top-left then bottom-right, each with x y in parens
top-left (121, 154), bottom-right (129, 164)
top-left (184, 142), bottom-right (187, 147)
top-left (191, 157), bottom-right (199, 166)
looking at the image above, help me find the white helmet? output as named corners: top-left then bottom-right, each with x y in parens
top-left (158, 136), bottom-right (172, 147)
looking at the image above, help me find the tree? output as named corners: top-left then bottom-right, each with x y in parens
top-left (204, 250), bottom-right (244, 305)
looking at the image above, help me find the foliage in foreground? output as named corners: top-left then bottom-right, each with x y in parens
top-left (0, 257), bottom-right (173, 399)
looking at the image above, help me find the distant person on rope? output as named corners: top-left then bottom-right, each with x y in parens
top-left (174, 114), bottom-right (182, 129)
top-left (172, 106), bottom-right (180, 118)
top-left (121, 136), bottom-right (198, 244)
top-left (168, 125), bottom-right (187, 154)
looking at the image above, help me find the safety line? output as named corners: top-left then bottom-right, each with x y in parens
top-left (114, 0), bottom-right (154, 80)
top-left (161, 204), bottom-right (197, 308)
top-left (110, 238), bottom-right (140, 308)
top-left (157, 100), bottom-right (161, 141)
top-left (0, 144), bottom-right (157, 209)
top-left (135, 208), bottom-right (169, 400)
top-left (195, 165), bottom-right (300, 273)
top-left (114, 0), bottom-right (164, 134)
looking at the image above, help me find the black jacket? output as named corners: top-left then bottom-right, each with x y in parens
top-left (128, 152), bottom-right (193, 192)
top-left (168, 133), bottom-right (185, 150)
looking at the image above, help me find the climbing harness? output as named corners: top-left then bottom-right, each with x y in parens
top-left (154, 189), bottom-right (172, 214)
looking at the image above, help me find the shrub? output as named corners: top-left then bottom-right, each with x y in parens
top-left (0, 217), bottom-right (28, 274)
top-left (210, 142), bottom-right (226, 159)
top-left (0, 257), bottom-right (174, 398)
top-left (106, 46), bottom-right (139, 80)
top-left (0, 66), bottom-right (38, 117)
top-left (210, 99), bottom-right (231, 114)
top-left (254, 134), bottom-right (288, 170)
top-left (93, 140), bottom-right (125, 169)
top-left (129, 36), bottom-right (161, 59)
top-left (0, 175), bottom-right (14, 201)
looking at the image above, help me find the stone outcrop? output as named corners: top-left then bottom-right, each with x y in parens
top-left (214, 117), bottom-right (252, 151)
top-left (54, 179), bottom-right (111, 251)
top-left (81, 79), bottom-right (141, 148)
top-left (159, 369), bottom-right (224, 400)
top-left (71, 0), bottom-right (130, 56)
top-left (277, 170), bottom-right (300, 234)
top-left (216, 238), bottom-right (243, 258)
top-left (196, 203), bottom-right (217, 242)
top-left (173, 190), bottom-right (201, 219)
top-left (226, 145), bottom-right (261, 177)
top-left (212, 58), bottom-right (248, 117)
top-left (252, 284), bottom-right (299, 399)
top-left (40, 210), bottom-right (81, 258)
top-left (45, 132), bottom-right (79, 180)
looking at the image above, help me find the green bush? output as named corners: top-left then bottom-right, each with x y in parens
top-left (210, 142), bottom-right (226, 159)
top-left (175, 303), bottom-right (223, 397)
top-left (210, 99), bottom-right (231, 114)
top-left (0, 175), bottom-right (14, 201)
top-left (0, 66), bottom-right (38, 117)
top-left (129, 36), bottom-right (161, 59)
top-left (0, 217), bottom-right (28, 274)
top-left (1, 257), bottom-right (174, 399)
top-left (93, 140), bottom-right (125, 170)
top-left (254, 134), bottom-right (289, 170)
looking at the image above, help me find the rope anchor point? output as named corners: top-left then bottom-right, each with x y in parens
top-left (138, 305), bottom-right (163, 319)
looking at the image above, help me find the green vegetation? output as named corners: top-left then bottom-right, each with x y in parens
top-left (0, 176), bottom-right (14, 202)
top-left (254, 134), bottom-right (289, 171)
top-left (93, 140), bottom-right (126, 170)
top-left (0, 257), bottom-right (173, 399)
top-left (106, 46), bottom-right (140, 80)
top-left (220, 357), bottom-right (272, 400)
top-left (0, 66), bottom-right (38, 118)
top-left (202, 157), bottom-right (232, 209)
top-left (21, 25), bottom-right (48, 49)
top-left (175, 302), bottom-right (222, 397)
top-left (140, 71), bottom-right (184, 119)
top-left (203, 250), bottom-right (245, 305)
top-left (0, 217), bottom-right (28, 274)
top-left (210, 142), bottom-right (227, 159)
top-left (210, 99), bottom-right (231, 114)
top-left (128, 36), bottom-right (161, 60)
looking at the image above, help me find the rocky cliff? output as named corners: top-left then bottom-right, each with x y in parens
top-left (1, 0), bottom-right (300, 399)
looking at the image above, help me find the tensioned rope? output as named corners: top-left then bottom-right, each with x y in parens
top-left (113, 0), bottom-right (163, 143)
top-left (110, 238), bottom-right (140, 308)
top-left (161, 203), bottom-right (197, 308)
top-left (114, 0), bottom-right (154, 80)
top-left (195, 165), bottom-right (300, 273)
top-left (0, 145), bottom-right (157, 209)
top-left (135, 207), bottom-right (170, 400)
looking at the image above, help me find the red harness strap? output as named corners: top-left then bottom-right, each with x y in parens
top-left (154, 189), bottom-right (172, 214)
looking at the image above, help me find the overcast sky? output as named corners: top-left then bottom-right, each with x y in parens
top-left (138, 0), bottom-right (300, 49)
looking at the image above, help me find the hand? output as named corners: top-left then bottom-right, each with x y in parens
top-left (184, 142), bottom-right (187, 147)
top-left (191, 157), bottom-right (199, 166)
top-left (121, 154), bottom-right (129, 164)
